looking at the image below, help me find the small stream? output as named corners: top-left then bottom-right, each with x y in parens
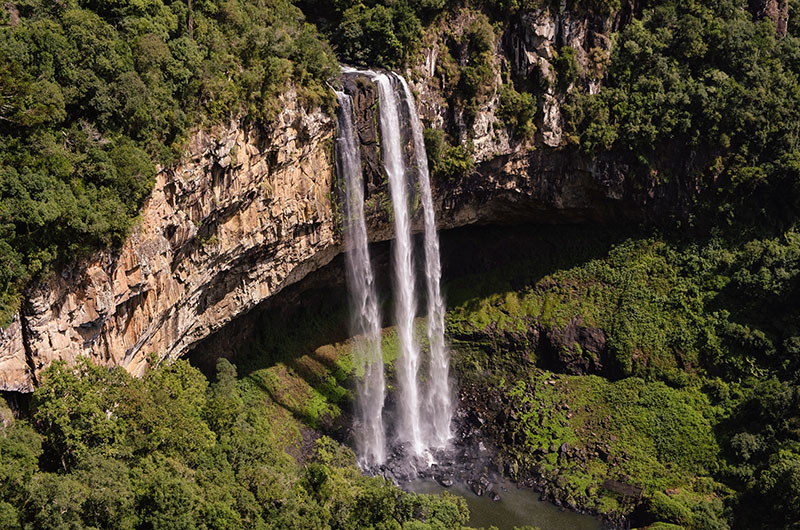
top-left (406, 478), bottom-right (608, 530)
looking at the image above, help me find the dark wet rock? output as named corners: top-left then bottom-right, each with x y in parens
top-left (467, 410), bottom-right (485, 427)
top-left (538, 316), bottom-right (613, 376)
top-left (469, 480), bottom-right (485, 496)
top-left (437, 476), bottom-right (454, 487)
top-left (364, 378), bottom-right (630, 529)
top-left (340, 73), bottom-right (383, 195)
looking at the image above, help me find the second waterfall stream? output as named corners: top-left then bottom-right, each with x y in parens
top-left (335, 69), bottom-right (453, 469)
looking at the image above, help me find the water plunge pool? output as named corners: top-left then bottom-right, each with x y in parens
top-left (406, 478), bottom-right (608, 530)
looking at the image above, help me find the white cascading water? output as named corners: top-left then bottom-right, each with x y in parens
top-left (373, 73), bottom-right (425, 457)
top-left (395, 74), bottom-right (452, 448)
top-left (334, 91), bottom-right (387, 467)
top-left (337, 67), bottom-right (453, 466)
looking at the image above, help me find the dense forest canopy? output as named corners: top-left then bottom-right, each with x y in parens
top-left (0, 358), bottom-right (470, 529)
top-left (566, 0), bottom-right (800, 228)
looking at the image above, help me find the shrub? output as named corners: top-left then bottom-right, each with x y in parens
top-left (424, 128), bottom-right (475, 181)
top-left (498, 85), bottom-right (537, 141)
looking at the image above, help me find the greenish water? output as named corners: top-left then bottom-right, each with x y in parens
top-left (406, 478), bottom-right (606, 530)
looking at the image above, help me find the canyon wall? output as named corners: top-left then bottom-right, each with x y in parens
top-left (0, 7), bottom-right (637, 392)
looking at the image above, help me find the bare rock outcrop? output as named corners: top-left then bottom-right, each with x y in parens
top-left (750, 0), bottom-right (789, 37)
top-left (3, 90), bottom-right (337, 390)
top-left (0, 315), bottom-right (28, 391)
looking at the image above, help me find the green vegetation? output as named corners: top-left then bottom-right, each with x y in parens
top-left (0, 358), bottom-right (471, 529)
top-left (448, 237), bottom-right (725, 381)
top-left (453, 16), bottom-right (497, 122)
top-left (445, 225), bottom-right (800, 529)
top-left (566, 0), bottom-right (800, 226)
top-left (551, 47), bottom-right (579, 93)
top-left (422, 14), bottom-right (498, 124)
top-left (424, 128), bottom-right (475, 181)
top-left (498, 373), bottom-right (727, 527)
top-left (498, 85), bottom-right (536, 142)
top-left (299, 0), bottom-right (444, 67)
top-left (3, 1), bottom-right (800, 529)
top-left (0, 0), bottom-right (337, 324)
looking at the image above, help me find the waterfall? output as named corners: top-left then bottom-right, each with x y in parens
top-left (336, 68), bottom-right (453, 467)
top-left (373, 73), bottom-right (425, 457)
top-left (334, 91), bottom-right (386, 467)
top-left (395, 74), bottom-right (452, 448)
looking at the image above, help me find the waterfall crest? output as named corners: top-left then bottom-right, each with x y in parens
top-left (334, 91), bottom-right (386, 467)
top-left (336, 68), bottom-right (452, 468)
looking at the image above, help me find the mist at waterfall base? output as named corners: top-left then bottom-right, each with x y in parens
top-left (335, 70), bottom-right (453, 473)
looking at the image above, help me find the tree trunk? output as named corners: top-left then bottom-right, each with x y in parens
top-left (188, 0), bottom-right (193, 39)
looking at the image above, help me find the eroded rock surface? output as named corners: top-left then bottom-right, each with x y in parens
top-left (0, 316), bottom-right (28, 392)
top-left (4, 91), bottom-right (337, 390)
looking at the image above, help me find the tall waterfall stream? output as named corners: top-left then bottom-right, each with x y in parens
top-left (335, 69), bottom-right (452, 468)
top-left (334, 90), bottom-right (387, 468)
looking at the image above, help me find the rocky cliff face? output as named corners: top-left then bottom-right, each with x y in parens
top-left (402, 5), bottom-right (638, 227)
top-left (0, 91), bottom-right (337, 391)
top-left (407, 5), bottom-right (630, 153)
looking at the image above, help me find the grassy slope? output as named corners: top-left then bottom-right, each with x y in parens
top-left (235, 294), bottom-right (428, 434)
top-left (446, 237), bottom-right (728, 382)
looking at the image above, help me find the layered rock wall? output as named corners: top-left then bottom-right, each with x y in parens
top-left (1, 91), bottom-right (337, 391)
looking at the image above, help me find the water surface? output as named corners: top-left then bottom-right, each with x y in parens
top-left (407, 478), bottom-right (606, 530)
